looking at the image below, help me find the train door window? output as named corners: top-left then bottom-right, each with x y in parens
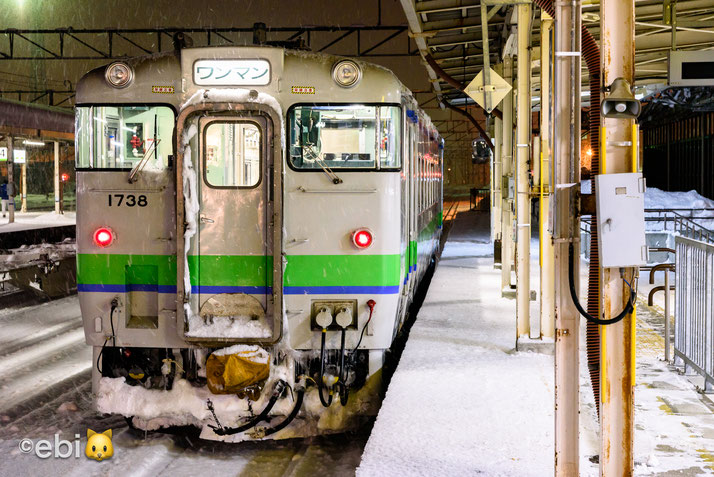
top-left (204, 122), bottom-right (261, 188)
top-left (379, 106), bottom-right (401, 169)
top-left (75, 105), bottom-right (174, 169)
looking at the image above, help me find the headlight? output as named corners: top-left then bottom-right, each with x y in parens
top-left (332, 60), bottom-right (362, 88)
top-left (105, 62), bottom-right (133, 88)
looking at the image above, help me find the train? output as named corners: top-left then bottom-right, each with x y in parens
top-left (74, 43), bottom-right (443, 441)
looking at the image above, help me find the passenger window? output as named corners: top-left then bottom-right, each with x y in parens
top-left (288, 104), bottom-right (401, 170)
top-left (204, 122), bottom-right (261, 188)
top-left (75, 105), bottom-right (174, 170)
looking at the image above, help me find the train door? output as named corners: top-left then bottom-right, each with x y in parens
top-left (408, 120), bottom-right (418, 296)
top-left (182, 112), bottom-right (276, 342)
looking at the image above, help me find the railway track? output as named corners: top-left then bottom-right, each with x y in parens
top-left (0, 296), bottom-right (369, 476)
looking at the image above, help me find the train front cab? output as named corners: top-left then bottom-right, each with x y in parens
top-left (75, 47), bottom-right (444, 439)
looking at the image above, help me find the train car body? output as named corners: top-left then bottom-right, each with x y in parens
top-left (74, 46), bottom-right (443, 441)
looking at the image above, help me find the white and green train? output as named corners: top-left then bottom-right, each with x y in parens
top-left (75, 45), bottom-right (443, 441)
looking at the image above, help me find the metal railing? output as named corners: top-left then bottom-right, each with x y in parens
top-left (675, 235), bottom-right (714, 392)
top-left (645, 209), bottom-right (714, 244)
top-left (580, 209), bottom-right (714, 245)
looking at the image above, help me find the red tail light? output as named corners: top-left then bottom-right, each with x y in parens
top-left (93, 227), bottom-right (114, 247)
top-left (352, 228), bottom-right (373, 249)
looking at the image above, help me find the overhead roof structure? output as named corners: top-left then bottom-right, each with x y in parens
top-left (400, 0), bottom-right (714, 108)
top-left (0, 98), bottom-right (74, 140)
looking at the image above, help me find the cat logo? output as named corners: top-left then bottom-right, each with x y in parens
top-left (85, 429), bottom-right (114, 461)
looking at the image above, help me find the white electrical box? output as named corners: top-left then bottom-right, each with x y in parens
top-left (594, 173), bottom-right (648, 268)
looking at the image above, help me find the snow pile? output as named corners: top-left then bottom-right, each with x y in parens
top-left (180, 123), bottom-right (199, 298)
top-left (644, 187), bottom-right (714, 211)
top-left (212, 344), bottom-right (270, 363)
top-left (645, 187), bottom-right (714, 232)
top-left (0, 240), bottom-right (76, 272)
top-left (97, 375), bottom-right (294, 432)
top-left (185, 315), bottom-right (273, 339)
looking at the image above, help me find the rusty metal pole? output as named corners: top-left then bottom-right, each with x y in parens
top-left (54, 141), bottom-right (61, 214)
top-left (600, 1), bottom-right (636, 474)
top-left (501, 56), bottom-right (515, 293)
top-left (20, 162), bottom-right (27, 213)
top-left (553, 0), bottom-right (582, 473)
top-left (540, 11), bottom-right (555, 339)
top-left (516, 2), bottom-right (533, 339)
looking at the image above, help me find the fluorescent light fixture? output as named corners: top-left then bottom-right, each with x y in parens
top-left (23, 139), bottom-right (45, 146)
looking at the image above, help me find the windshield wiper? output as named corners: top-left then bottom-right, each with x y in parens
top-left (128, 139), bottom-right (161, 184)
top-left (303, 145), bottom-right (342, 184)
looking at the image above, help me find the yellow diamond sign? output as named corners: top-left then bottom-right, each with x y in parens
top-left (464, 68), bottom-right (512, 114)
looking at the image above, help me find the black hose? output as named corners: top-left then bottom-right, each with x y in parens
top-left (261, 387), bottom-right (305, 437)
top-left (337, 328), bottom-right (349, 406)
top-left (96, 303), bottom-right (117, 374)
top-left (318, 328), bottom-right (333, 407)
top-left (569, 243), bottom-right (636, 325)
top-left (352, 300), bottom-right (376, 354)
top-left (211, 380), bottom-right (286, 436)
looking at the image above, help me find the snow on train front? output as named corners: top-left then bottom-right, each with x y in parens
top-left (74, 45), bottom-right (443, 441)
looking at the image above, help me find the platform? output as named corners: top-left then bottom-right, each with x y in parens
top-left (357, 210), bottom-right (714, 476)
top-left (0, 211), bottom-right (75, 248)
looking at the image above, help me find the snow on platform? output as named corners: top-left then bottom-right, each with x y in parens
top-left (359, 209), bottom-right (714, 476)
top-left (358, 211), bottom-right (555, 476)
top-left (0, 211), bottom-right (75, 234)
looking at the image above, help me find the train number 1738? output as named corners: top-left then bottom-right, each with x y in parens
top-left (107, 194), bottom-right (148, 207)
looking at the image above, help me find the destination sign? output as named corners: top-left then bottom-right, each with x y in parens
top-left (193, 59), bottom-right (271, 86)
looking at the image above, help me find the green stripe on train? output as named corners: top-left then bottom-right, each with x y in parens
top-left (77, 253), bottom-right (401, 287)
top-left (190, 255), bottom-right (273, 286)
top-left (77, 254), bottom-right (177, 285)
top-left (284, 254), bottom-right (400, 286)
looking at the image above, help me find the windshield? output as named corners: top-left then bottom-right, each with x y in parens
top-left (76, 106), bottom-right (175, 169)
top-left (288, 104), bottom-right (401, 170)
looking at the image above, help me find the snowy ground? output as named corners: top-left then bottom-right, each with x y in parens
top-left (358, 211), bottom-right (556, 476)
top-left (0, 296), bottom-right (369, 476)
top-left (358, 210), bottom-right (714, 476)
top-left (0, 211), bottom-right (75, 233)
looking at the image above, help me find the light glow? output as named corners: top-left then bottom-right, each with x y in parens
top-left (93, 227), bottom-right (114, 248)
top-left (352, 228), bottom-right (373, 249)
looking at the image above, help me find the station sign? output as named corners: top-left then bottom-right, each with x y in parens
top-left (0, 147), bottom-right (26, 163)
top-left (193, 59), bottom-right (271, 86)
top-left (14, 149), bottom-right (26, 164)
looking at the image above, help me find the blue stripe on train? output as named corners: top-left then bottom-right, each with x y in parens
top-left (283, 286), bottom-right (399, 295)
top-left (190, 285), bottom-right (272, 294)
top-left (78, 285), bottom-right (398, 295)
top-left (77, 284), bottom-right (177, 293)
